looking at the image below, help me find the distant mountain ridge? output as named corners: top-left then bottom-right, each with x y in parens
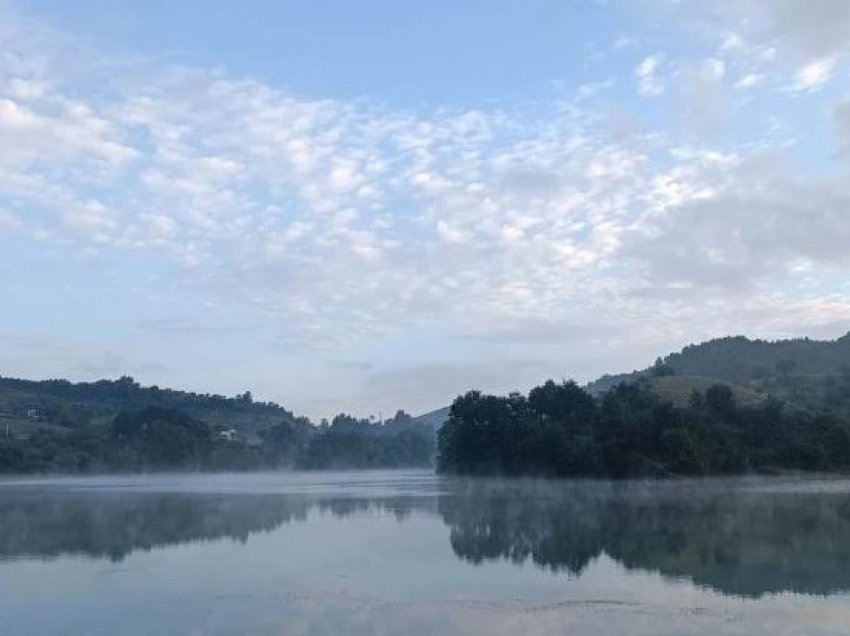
top-left (587, 332), bottom-right (850, 395)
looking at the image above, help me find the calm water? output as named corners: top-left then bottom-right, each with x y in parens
top-left (2, 471), bottom-right (850, 635)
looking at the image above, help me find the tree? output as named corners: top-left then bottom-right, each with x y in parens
top-left (650, 357), bottom-right (675, 377)
top-left (260, 421), bottom-right (301, 464)
top-left (437, 376), bottom-right (850, 479)
top-left (111, 407), bottom-right (212, 469)
top-left (705, 384), bottom-right (736, 416)
top-left (528, 380), bottom-right (596, 426)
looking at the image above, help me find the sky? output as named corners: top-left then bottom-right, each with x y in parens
top-left (1, 0), bottom-right (850, 420)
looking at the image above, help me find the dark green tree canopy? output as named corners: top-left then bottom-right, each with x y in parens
top-left (438, 377), bottom-right (850, 478)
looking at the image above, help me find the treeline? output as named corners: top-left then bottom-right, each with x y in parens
top-left (0, 407), bottom-right (435, 474)
top-left (0, 375), bottom-right (281, 412)
top-left (437, 379), bottom-right (850, 477)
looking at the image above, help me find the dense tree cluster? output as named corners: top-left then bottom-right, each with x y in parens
top-left (437, 379), bottom-right (850, 477)
top-left (0, 407), bottom-right (435, 474)
top-left (298, 411), bottom-right (434, 469)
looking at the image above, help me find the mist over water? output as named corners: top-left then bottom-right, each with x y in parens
top-left (2, 470), bottom-right (850, 635)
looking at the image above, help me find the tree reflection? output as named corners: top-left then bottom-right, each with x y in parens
top-left (439, 478), bottom-right (850, 597)
top-left (3, 477), bottom-right (850, 597)
top-left (0, 490), bottom-right (416, 562)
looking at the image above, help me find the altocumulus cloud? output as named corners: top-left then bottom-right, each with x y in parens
top-left (1, 2), bottom-right (850, 416)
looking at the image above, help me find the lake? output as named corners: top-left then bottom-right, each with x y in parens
top-left (1, 470), bottom-right (850, 635)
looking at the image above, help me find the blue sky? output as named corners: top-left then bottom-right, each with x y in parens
top-left (14, 0), bottom-right (632, 106)
top-left (2, 0), bottom-right (850, 419)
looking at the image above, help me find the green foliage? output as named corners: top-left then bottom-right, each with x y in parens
top-left (298, 414), bottom-right (435, 469)
top-left (0, 374), bottom-right (303, 438)
top-left (588, 332), bottom-right (850, 394)
top-left (650, 357), bottom-right (676, 378)
top-left (111, 407), bottom-right (213, 469)
top-left (438, 378), bottom-right (850, 478)
top-left (0, 407), bottom-right (435, 474)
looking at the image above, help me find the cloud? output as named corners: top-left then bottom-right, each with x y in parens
top-left (635, 54), bottom-right (665, 96)
top-left (674, 58), bottom-right (731, 132)
top-left (0, 335), bottom-right (170, 379)
top-left (791, 57), bottom-right (836, 92)
top-left (745, 0), bottom-right (850, 60)
top-left (644, 2), bottom-right (850, 99)
top-left (361, 359), bottom-right (552, 414)
top-left (626, 153), bottom-right (850, 290)
top-left (2, 10), bottom-right (848, 349)
top-left (734, 74), bottom-right (763, 89)
top-left (454, 317), bottom-right (623, 345)
top-left (0, 206), bottom-right (24, 233)
top-left (0, 94), bottom-right (136, 166)
top-left (2, 2), bottom-right (850, 417)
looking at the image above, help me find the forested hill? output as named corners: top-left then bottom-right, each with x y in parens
top-left (0, 375), bottom-right (306, 438)
top-left (437, 331), bottom-right (850, 478)
top-left (412, 332), bottom-right (850, 433)
top-left (588, 332), bottom-right (850, 396)
top-left (0, 375), bottom-right (436, 474)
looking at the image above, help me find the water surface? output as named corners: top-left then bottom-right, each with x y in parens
top-left (2, 470), bottom-right (850, 635)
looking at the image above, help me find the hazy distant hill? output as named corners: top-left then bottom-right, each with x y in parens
top-left (411, 406), bottom-right (450, 432)
top-left (0, 375), bottom-right (304, 439)
top-left (588, 332), bottom-right (850, 393)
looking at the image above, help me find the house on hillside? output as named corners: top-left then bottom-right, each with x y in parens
top-left (218, 428), bottom-right (238, 442)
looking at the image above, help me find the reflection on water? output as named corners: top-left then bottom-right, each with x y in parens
top-left (2, 471), bottom-right (850, 635)
top-left (441, 479), bottom-right (850, 597)
top-left (0, 491), bottom-right (417, 562)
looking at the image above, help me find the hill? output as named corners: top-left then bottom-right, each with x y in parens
top-left (414, 333), bottom-right (850, 430)
top-left (0, 375), bottom-right (306, 441)
top-left (411, 406), bottom-right (450, 432)
top-left (643, 374), bottom-right (765, 407)
top-left (413, 333), bottom-right (850, 429)
top-left (431, 331), bottom-right (850, 478)
top-left (588, 332), bottom-right (850, 392)
top-left (586, 332), bottom-right (850, 413)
